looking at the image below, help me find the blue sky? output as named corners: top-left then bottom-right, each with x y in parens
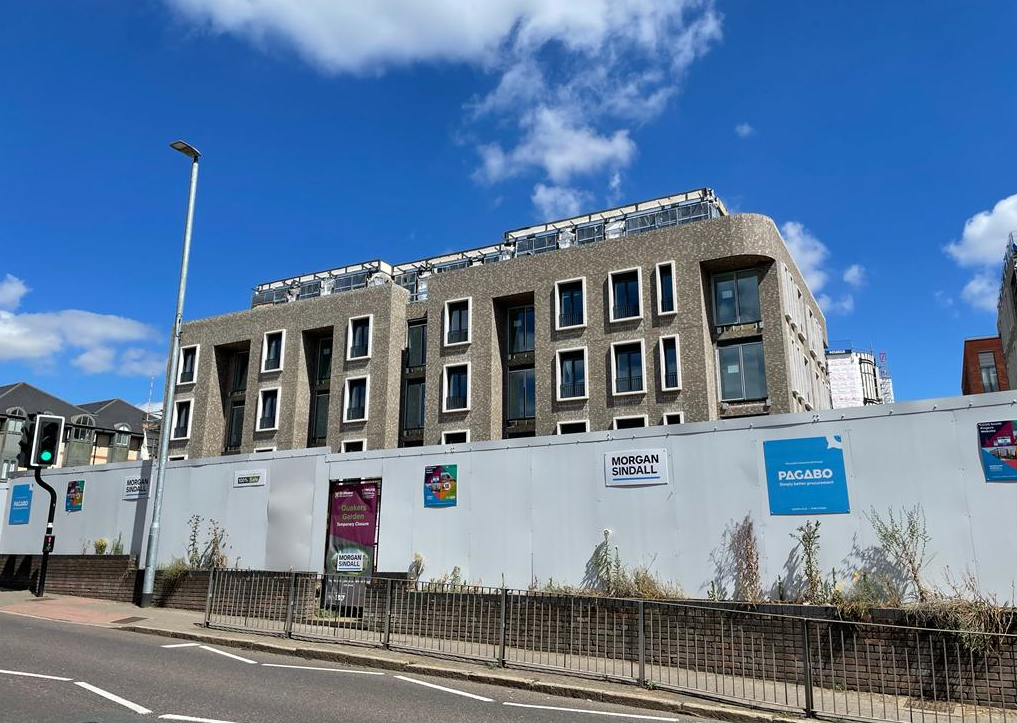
top-left (1, 0), bottom-right (1015, 407)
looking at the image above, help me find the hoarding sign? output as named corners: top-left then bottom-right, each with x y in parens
top-left (8, 484), bottom-right (32, 525)
top-left (123, 475), bottom-right (150, 500)
top-left (66, 480), bottom-right (84, 512)
top-left (234, 469), bottom-right (267, 488)
top-left (604, 449), bottom-right (669, 487)
top-left (423, 465), bottom-right (458, 507)
top-left (325, 481), bottom-right (379, 577)
top-left (977, 420), bottom-right (1017, 482)
top-left (764, 435), bottom-right (850, 515)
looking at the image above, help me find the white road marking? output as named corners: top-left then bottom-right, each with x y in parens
top-left (260, 663), bottom-right (384, 675)
top-left (74, 681), bottom-right (153, 715)
top-left (503, 702), bottom-right (681, 721)
top-left (161, 642), bottom-right (201, 648)
top-left (394, 675), bottom-right (493, 702)
top-left (0, 669), bottom-right (72, 681)
top-left (197, 645), bottom-right (257, 664)
top-left (160, 715), bottom-right (239, 723)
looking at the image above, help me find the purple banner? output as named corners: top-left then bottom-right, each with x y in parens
top-left (326, 482), bottom-right (379, 576)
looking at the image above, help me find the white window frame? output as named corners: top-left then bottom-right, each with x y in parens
top-left (608, 267), bottom-right (643, 323)
top-left (442, 361), bottom-right (472, 413)
top-left (170, 399), bottom-right (193, 440)
top-left (255, 387), bottom-right (281, 432)
top-left (613, 414), bottom-right (649, 430)
top-left (555, 346), bottom-right (589, 401)
top-left (554, 277), bottom-right (587, 330)
top-left (556, 419), bottom-right (589, 434)
top-left (658, 335), bottom-right (682, 391)
top-left (610, 339), bottom-right (646, 397)
top-left (167, 454), bottom-right (188, 461)
top-left (342, 375), bottom-right (371, 423)
top-left (341, 439), bottom-right (367, 453)
top-left (655, 261), bottom-right (677, 316)
top-left (177, 344), bottom-right (200, 385)
top-left (253, 446), bottom-right (276, 453)
top-left (662, 411), bottom-right (685, 425)
top-left (346, 314), bottom-right (374, 360)
top-left (443, 297), bottom-right (473, 347)
top-left (261, 330), bottom-right (286, 373)
top-left (441, 430), bottom-right (471, 445)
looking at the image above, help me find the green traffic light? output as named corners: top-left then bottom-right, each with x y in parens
top-left (40, 450), bottom-right (53, 462)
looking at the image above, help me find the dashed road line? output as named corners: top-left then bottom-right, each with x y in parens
top-left (394, 675), bottom-right (493, 702)
top-left (503, 702), bottom-right (682, 720)
top-left (74, 681), bottom-right (153, 715)
top-left (161, 642), bottom-right (201, 648)
top-left (197, 645), bottom-right (257, 664)
top-left (260, 663), bottom-right (384, 675)
top-left (159, 715), bottom-right (239, 723)
top-left (0, 669), bottom-right (72, 681)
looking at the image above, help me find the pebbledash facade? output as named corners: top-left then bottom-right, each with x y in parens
top-left (168, 189), bottom-right (831, 460)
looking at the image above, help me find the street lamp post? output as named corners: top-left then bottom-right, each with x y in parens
top-left (140, 140), bottom-right (201, 608)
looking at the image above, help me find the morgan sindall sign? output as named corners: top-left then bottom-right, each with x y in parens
top-left (604, 449), bottom-right (669, 487)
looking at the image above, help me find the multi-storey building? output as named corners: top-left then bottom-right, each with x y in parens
top-left (825, 347), bottom-right (890, 409)
top-left (961, 336), bottom-right (1009, 394)
top-left (170, 189), bottom-right (831, 459)
top-left (996, 232), bottom-right (1017, 386)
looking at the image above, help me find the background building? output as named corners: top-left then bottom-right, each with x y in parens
top-left (826, 346), bottom-right (893, 409)
top-left (171, 189), bottom-right (832, 460)
top-left (0, 383), bottom-right (149, 479)
top-left (961, 336), bottom-right (1009, 394)
top-left (996, 231), bottom-right (1017, 386)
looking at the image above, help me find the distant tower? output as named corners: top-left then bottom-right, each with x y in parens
top-left (878, 351), bottom-right (895, 403)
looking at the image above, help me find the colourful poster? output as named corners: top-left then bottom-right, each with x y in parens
top-left (763, 435), bottom-right (851, 515)
top-left (8, 484), bottom-right (32, 525)
top-left (977, 420), bottom-right (1017, 482)
top-left (65, 480), bottom-right (84, 512)
top-left (325, 481), bottom-right (379, 577)
top-left (423, 465), bottom-right (457, 508)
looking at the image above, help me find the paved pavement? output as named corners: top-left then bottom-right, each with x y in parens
top-left (0, 592), bottom-right (754, 723)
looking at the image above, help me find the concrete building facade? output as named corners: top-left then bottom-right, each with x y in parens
top-left (996, 231), bottom-right (1017, 386)
top-left (171, 190), bottom-right (831, 459)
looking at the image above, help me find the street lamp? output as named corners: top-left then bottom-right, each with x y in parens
top-left (140, 140), bottom-right (201, 607)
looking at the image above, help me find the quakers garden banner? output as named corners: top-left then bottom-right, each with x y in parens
top-left (325, 481), bottom-right (379, 576)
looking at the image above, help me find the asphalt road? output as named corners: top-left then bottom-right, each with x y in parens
top-left (0, 613), bottom-right (716, 723)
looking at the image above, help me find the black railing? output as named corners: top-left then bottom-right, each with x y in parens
top-left (172, 426), bottom-right (188, 439)
top-left (346, 406), bottom-right (366, 421)
top-left (447, 329), bottom-right (469, 344)
top-left (612, 303), bottom-right (640, 319)
top-left (263, 357), bottom-right (281, 371)
top-left (179, 369), bottom-right (194, 384)
top-left (258, 416), bottom-right (276, 430)
top-left (615, 375), bottom-right (643, 393)
top-left (559, 382), bottom-right (586, 398)
top-left (349, 344), bottom-right (369, 359)
top-left (558, 309), bottom-right (584, 327)
top-left (445, 396), bottom-right (468, 411)
top-left (664, 371), bottom-right (680, 389)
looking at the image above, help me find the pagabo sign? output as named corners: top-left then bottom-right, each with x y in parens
top-left (604, 449), bottom-right (669, 487)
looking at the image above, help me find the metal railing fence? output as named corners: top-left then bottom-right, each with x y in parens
top-left (204, 570), bottom-right (1017, 723)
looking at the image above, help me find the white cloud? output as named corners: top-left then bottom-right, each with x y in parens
top-left (734, 122), bottom-right (754, 138)
top-left (531, 184), bottom-right (594, 219)
top-left (817, 294), bottom-right (855, 315)
top-left (73, 346), bottom-right (117, 374)
top-left (943, 193), bottom-right (1017, 311)
top-left (780, 222), bottom-right (830, 292)
top-left (119, 348), bottom-right (167, 377)
top-left (843, 264), bottom-right (866, 287)
top-left (0, 274), bottom-right (29, 311)
top-left (165, 0), bottom-right (722, 214)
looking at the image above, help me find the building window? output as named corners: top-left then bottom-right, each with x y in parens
top-left (662, 412), bottom-right (684, 425)
top-left (713, 270), bottom-right (761, 327)
top-left (508, 305), bottom-right (535, 354)
top-left (171, 400), bottom-right (192, 440)
top-left (71, 414), bottom-right (96, 442)
top-left (506, 367), bottom-right (536, 421)
top-left (556, 278), bottom-right (586, 329)
top-left (557, 420), bottom-right (589, 435)
top-left (442, 430), bottom-right (469, 444)
top-left (719, 340), bottom-right (767, 401)
top-left (309, 390), bottom-right (330, 446)
top-left (344, 377), bottom-right (369, 422)
top-left (178, 345), bottom-right (199, 385)
top-left (225, 401), bottom-right (244, 452)
top-left (407, 320), bottom-right (427, 368)
top-left (557, 348), bottom-right (587, 400)
top-left (229, 351), bottom-right (250, 394)
top-left (656, 262), bottom-right (676, 315)
top-left (256, 388), bottom-right (280, 431)
top-left (611, 340), bottom-right (645, 395)
top-left (443, 363), bottom-right (470, 412)
top-left (614, 415), bottom-right (648, 430)
top-left (262, 330), bottom-right (285, 372)
top-left (659, 335), bottom-right (681, 391)
top-left (445, 298), bottom-right (471, 346)
top-left (113, 424), bottom-right (131, 448)
top-left (253, 447), bottom-right (275, 453)
top-left (342, 439), bottom-right (365, 453)
top-left (347, 316), bottom-right (372, 360)
top-left (609, 269), bottom-right (642, 322)
top-left (979, 351), bottom-right (1000, 392)
top-left (314, 337), bottom-right (333, 384)
top-left (3, 407), bottom-right (26, 434)
top-left (402, 379), bottom-right (426, 430)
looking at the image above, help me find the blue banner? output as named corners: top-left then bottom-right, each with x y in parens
top-left (8, 483), bottom-right (32, 525)
top-left (764, 436), bottom-right (850, 515)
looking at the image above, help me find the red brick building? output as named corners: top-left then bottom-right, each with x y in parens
top-left (962, 336), bottom-right (1009, 394)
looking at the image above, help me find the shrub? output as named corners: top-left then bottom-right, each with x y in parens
top-left (109, 532), bottom-right (124, 556)
top-left (865, 505), bottom-right (933, 602)
top-left (790, 520), bottom-right (826, 604)
top-left (93, 538), bottom-right (109, 555)
top-left (729, 515), bottom-right (762, 603)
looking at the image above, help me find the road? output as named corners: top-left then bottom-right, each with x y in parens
top-left (0, 613), bottom-right (715, 723)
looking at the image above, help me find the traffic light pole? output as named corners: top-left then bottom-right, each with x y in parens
top-left (32, 467), bottom-right (57, 598)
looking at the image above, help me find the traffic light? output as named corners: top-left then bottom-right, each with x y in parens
top-left (31, 415), bottom-right (64, 467)
top-left (16, 421), bottom-right (33, 468)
